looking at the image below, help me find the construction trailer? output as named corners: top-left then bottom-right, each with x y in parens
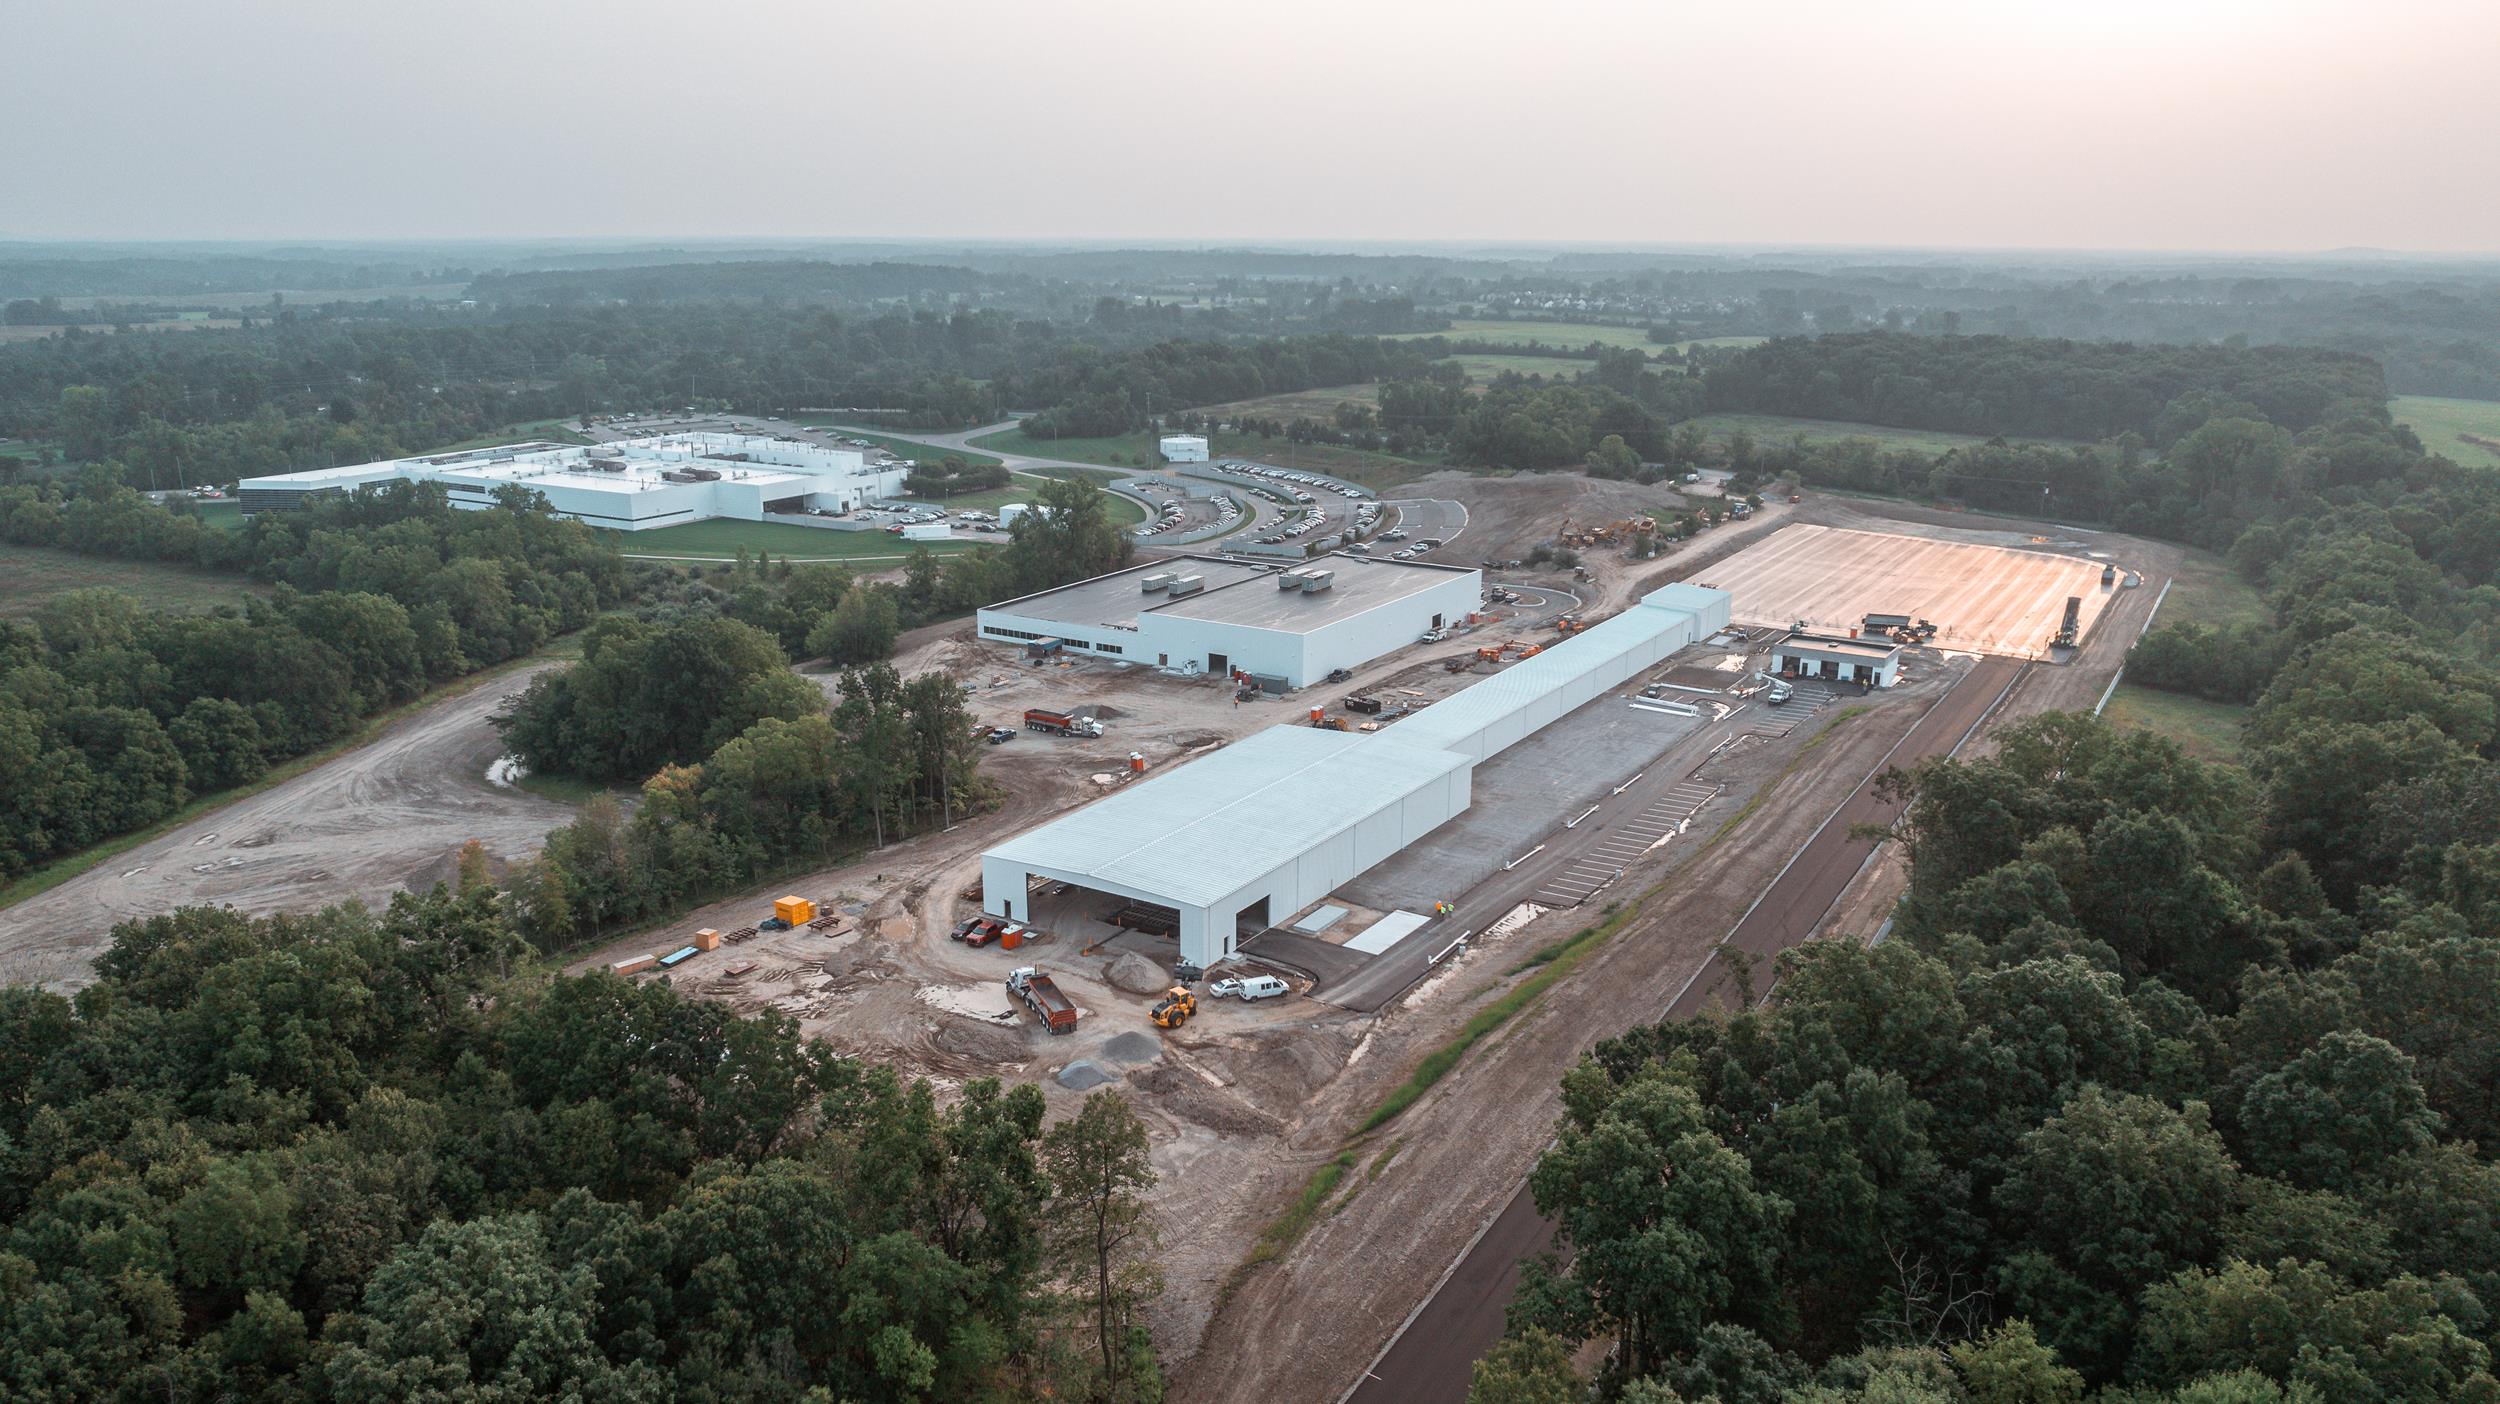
top-left (981, 584), bottom-right (1731, 967)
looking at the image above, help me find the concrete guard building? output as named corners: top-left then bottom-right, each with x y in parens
top-left (1158, 434), bottom-right (1210, 463)
top-left (237, 432), bottom-right (910, 531)
top-left (1772, 631), bottom-right (1903, 687)
top-left (981, 582), bottom-right (1733, 967)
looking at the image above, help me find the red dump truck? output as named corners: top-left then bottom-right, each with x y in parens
top-left (1007, 966), bottom-right (1079, 1034)
top-left (1022, 708), bottom-right (1104, 738)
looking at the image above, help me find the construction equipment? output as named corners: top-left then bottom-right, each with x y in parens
top-left (1007, 967), bottom-right (1079, 1035)
top-left (1023, 708), bottom-right (1103, 738)
top-left (2101, 563), bottom-right (2118, 587)
top-left (1476, 645), bottom-right (1504, 662)
top-left (1342, 695), bottom-right (1383, 714)
top-left (1555, 615), bottom-right (1584, 635)
top-left (2055, 595), bottom-right (2082, 648)
top-left (1150, 984), bottom-right (1198, 1030)
top-left (773, 896), bottom-right (816, 927)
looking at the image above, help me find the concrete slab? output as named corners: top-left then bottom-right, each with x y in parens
top-left (1699, 523), bottom-right (2115, 660)
top-left (1340, 681), bottom-right (1705, 911)
top-left (1345, 910), bottom-right (1429, 955)
top-left (1292, 904), bottom-right (1348, 934)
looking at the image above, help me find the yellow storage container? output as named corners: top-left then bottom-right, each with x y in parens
top-left (773, 896), bottom-right (815, 926)
top-left (693, 928), bottom-right (722, 951)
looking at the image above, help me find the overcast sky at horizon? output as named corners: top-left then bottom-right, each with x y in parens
top-left (6, 0), bottom-right (2495, 253)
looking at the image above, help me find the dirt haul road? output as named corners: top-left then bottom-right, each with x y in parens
top-left (0, 665), bottom-right (571, 992)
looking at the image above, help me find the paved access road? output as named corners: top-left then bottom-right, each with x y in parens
top-left (1343, 654), bottom-right (2024, 1404)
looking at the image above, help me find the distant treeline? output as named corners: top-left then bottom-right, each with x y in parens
top-left (464, 260), bottom-right (999, 306)
top-left (1008, 334), bottom-right (1445, 438)
top-left (1703, 332), bottom-right (2389, 443)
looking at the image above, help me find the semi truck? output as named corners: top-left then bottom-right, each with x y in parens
top-left (1007, 966), bottom-right (1079, 1034)
top-left (1022, 708), bottom-right (1103, 738)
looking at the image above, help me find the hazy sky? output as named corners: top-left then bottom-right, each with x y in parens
top-left (6, 0), bottom-right (2494, 252)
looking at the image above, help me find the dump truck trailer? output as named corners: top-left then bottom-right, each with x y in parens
top-left (1007, 967), bottom-right (1079, 1034)
top-left (1023, 708), bottom-right (1103, 738)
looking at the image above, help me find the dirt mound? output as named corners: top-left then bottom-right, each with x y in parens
top-left (929, 1016), bottom-right (1029, 1066)
top-left (1126, 1062), bottom-right (1282, 1137)
top-left (1081, 703), bottom-right (1129, 720)
top-left (1105, 952), bottom-right (1171, 995)
top-left (1057, 1059), bottom-right (1114, 1091)
top-left (1100, 1031), bottom-right (1161, 1065)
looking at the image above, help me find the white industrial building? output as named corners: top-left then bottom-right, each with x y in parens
top-left (982, 582), bottom-right (1732, 966)
top-left (1772, 631), bottom-right (1902, 687)
top-left (1159, 434), bottom-right (1210, 463)
top-left (977, 553), bottom-right (1482, 689)
top-left (236, 432), bottom-right (910, 531)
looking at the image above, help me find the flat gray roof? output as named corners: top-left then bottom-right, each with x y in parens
top-left (985, 726), bottom-right (1471, 908)
top-left (984, 553), bottom-right (1476, 636)
top-left (1780, 632), bottom-right (1902, 661)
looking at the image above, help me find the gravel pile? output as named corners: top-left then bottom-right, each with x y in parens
top-left (1056, 1059), bottom-right (1113, 1091)
top-left (1100, 1031), bottom-right (1160, 1065)
top-left (1105, 952), bottom-right (1170, 995)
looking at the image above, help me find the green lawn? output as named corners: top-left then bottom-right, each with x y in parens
top-left (2392, 395), bottom-right (2500, 468)
top-left (1685, 411), bottom-right (2086, 455)
top-left (796, 423), bottom-right (1006, 470)
top-left (190, 500), bottom-right (245, 530)
top-left (434, 418), bottom-right (594, 452)
top-left (891, 471), bottom-right (1147, 524)
top-left (1391, 319), bottom-right (1662, 353)
top-left (2104, 682), bottom-right (2247, 765)
top-left (603, 519), bottom-right (981, 562)
top-left (2159, 548), bottom-right (2270, 631)
top-left (0, 543), bottom-right (265, 616)
top-left (968, 427), bottom-right (1165, 469)
top-left (1437, 354), bottom-right (1597, 382)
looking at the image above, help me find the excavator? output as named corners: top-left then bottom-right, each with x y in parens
top-left (1150, 984), bottom-right (1198, 1030)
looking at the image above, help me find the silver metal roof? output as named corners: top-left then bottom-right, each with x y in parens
top-left (984, 726), bottom-right (1471, 908)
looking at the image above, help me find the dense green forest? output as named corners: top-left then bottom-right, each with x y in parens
top-left (1702, 333), bottom-right (2388, 443)
top-left (1478, 409), bottom-right (2500, 1403)
top-left (0, 894), bottom-right (1167, 1401)
top-left (0, 480), bottom-right (628, 880)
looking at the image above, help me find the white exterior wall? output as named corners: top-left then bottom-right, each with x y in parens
top-left (979, 760), bottom-right (1470, 967)
top-left (1160, 435), bottom-right (1210, 463)
top-left (1294, 571), bottom-right (1482, 681)
top-left (1135, 614), bottom-right (1302, 682)
top-left (973, 608), bottom-right (1144, 659)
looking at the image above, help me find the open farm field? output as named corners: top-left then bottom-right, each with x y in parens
top-left (0, 318), bottom-right (248, 342)
top-left (2103, 682), bottom-right (2247, 764)
top-left (1195, 383), bottom-right (1382, 421)
top-left (1437, 354), bottom-right (1597, 383)
top-left (1686, 411), bottom-right (2086, 454)
top-left (0, 543), bottom-right (264, 616)
top-left (1392, 318), bottom-right (1660, 352)
top-left (2393, 394), bottom-right (2500, 468)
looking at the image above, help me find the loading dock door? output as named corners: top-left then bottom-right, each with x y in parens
top-left (1208, 652), bottom-right (1230, 676)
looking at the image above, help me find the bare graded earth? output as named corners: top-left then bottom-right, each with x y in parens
top-left (0, 665), bottom-right (573, 991)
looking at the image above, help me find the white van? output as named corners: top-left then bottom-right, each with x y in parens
top-left (1229, 974), bottom-right (1290, 1001)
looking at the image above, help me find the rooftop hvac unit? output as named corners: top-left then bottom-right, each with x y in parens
top-left (1277, 569), bottom-right (1310, 589)
top-left (1139, 573), bottom-right (1175, 593)
top-left (1300, 570), bottom-right (1336, 593)
top-left (1167, 574), bottom-right (1205, 597)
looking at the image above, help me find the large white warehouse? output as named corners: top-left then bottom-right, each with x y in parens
top-left (978, 553), bottom-right (1482, 689)
top-left (982, 581), bottom-right (1732, 966)
top-left (237, 432), bottom-right (910, 531)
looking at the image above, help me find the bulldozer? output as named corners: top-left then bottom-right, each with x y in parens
top-left (1150, 985), bottom-right (1198, 1030)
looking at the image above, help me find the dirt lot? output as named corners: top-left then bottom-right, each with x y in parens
top-left (0, 664), bottom-right (574, 991)
top-left (1701, 521), bottom-right (2127, 658)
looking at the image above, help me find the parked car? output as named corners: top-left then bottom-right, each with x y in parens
top-left (985, 727), bottom-right (1017, 744)
top-left (1212, 974), bottom-right (1290, 1001)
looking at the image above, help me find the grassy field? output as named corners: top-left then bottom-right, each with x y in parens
top-left (969, 427), bottom-right (1167, 468)
top-left (1436, 354), bottom-right (1597, 382)
top-left (1392, 319), bottom-right (1661, 352)
top-left (2159, 548), bottom-right (2270, 630)
top-left (603, 519), bottom-right (982, 562)
top-left (2104, 682), bottom-right (2247, 765)
top-left (2392, 395), bottom-right (2500, 468)
top-left (1662, 335), bottom-right (1770, 354)
top-left (797, 423), bottom-right (1006, 470)
top-left (435, 418), bottom-right (594, 451)
top-left (0, 543), bottom-right (264, 616)
top-left (1685, 411), bottom-right (2086, 454)
top-left (1194, 384), bottom-right (1383, 421)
